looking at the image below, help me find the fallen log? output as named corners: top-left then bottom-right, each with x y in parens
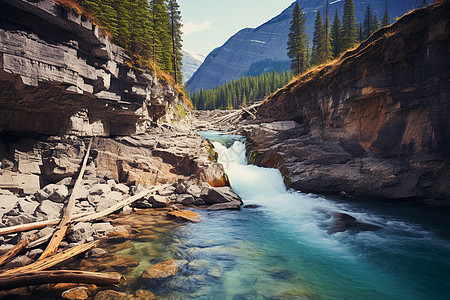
top-left (1, 240), bottom-right (99, 275)
top-left (74, 188), bottom-right (158, 223)
top-left (0, 212), bottom-right (90, 237)
top-left (239, 106), bottom-right (257, 119)
top-left (0, 270), bottom-right (124, 290)
top-left (39, 138), bottom-right (93, 260)
top-left (0, 239), bottom-right (30, 267)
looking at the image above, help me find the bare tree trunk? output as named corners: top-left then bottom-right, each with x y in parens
top-left (1, 240), bottom-right (99, 275)
top-left (39, 138), bottom-right (93, 260)
top-left (0, 270), bottom-right (124, 290)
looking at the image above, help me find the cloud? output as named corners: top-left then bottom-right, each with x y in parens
top-left (182, 21), bottom-right (212, 36)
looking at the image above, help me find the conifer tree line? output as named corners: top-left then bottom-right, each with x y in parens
top-left (77, 0), bottom-right (183, 83)
top-left (288, 0), bottom-right (391, 73)
top-left (190, 70), bottom-right (293, 110)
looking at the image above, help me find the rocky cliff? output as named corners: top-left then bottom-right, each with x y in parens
top-left (0, 0), bottom-right (188, 137)
top-left (186, 0), bottom-right (417, 93)
top-left (248, 1), bottom-right (450, 205)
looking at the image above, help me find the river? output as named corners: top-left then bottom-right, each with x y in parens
top-left (161, 131), bottom-right (448, 300)
top-left (26, 131), bottom-right (449, 299)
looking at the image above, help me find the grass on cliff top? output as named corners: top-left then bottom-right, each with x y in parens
top-left (126, 53), bottom-right (193, 109)
top-left (54, 0), bottom-right (111, 38)
top-left (55, 0), bottom-right (192, 110)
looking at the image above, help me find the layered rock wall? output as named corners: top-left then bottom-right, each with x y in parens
top-left (252, 1), bottom-right (450, 204)
top-left (0, 0), bottom-right (187, 136)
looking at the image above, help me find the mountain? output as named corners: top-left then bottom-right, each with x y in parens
top-left (181, 49), bottom-right (205, 84)
top-left (186, 0), bottom-right (418, 93)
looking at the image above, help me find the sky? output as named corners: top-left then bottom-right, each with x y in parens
top-left (178, 0), bottom-right (294, 57)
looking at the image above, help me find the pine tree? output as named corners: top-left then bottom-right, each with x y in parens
top-left (287, 3), bottom-right (308, 75)
top-left (168, 0), bottom-right (183, 83)
top-left (363, 5), bottom-right (374, 40)
top-left (331, 10), bottom-right (342, 58)
top-left (381, 0), bottom-right (390, 27)
top-left (341, 0), bottom-right (358, 50)
top-left (312, 11), bottom-right (325, 65)
top-left (150, 0), bottom-right (172, 72)
top-left (324, 0), bottom-right (332, 61)
top-left (373, 15), bottom-right (380, 32)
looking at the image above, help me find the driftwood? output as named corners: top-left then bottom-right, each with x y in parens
top-left (0, 212), bottom-right (91, 237)
top-left (239, 106), bottom-right (257, 119)
top-left (1, 240), bottom-right (99, 275)
top-left (0, 270), bottom-right (124, 290)
top-left (39, 138), bottom-right (93, 260)
top-left (0, 239), bottom-right (30, 267)
top-left (213, 101), bottom-right (262, 125)
top-left (74, 188), bottom-right (158, 223)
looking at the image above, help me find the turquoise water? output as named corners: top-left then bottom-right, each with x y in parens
top-left (103, 132), bottom-right (450, 300)
top-left (159, 131), bottom-right (449, 300)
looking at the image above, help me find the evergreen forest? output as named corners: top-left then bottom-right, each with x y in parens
top-left (190, 70), bottom-right (293, 110)
top-left (71, 0), bottom-right (183, 83)
top-left (195, 0), bottom-right (392, 110)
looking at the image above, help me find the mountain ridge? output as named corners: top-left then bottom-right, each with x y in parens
top-left (187, 0), bottom-right (418, 93)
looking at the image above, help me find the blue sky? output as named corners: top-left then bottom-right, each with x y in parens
top-left (178, 0), bottom-right (294, 56)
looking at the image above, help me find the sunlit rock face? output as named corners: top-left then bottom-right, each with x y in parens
top-left (0, 0), bottom-right (186, 136)
top-left (250, 2), bottom-right (450, 204)
top-left (186, 0), bottom-right (417, 93)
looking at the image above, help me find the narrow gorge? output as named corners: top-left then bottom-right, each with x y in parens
top-left (0, 0), bottom-right (449, 299)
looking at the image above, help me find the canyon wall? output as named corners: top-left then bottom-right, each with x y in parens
top-left (251, 1), bottom-right (450, 204)
top-left (0, 0), bottom-right (188, 137)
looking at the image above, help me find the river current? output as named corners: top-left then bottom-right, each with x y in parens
top-left (50, 131), bottom-right (450, 300)
top-left (163, 131), bottom-right (449, 300)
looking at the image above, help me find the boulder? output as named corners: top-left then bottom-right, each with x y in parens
top-left (68, 222), bottom-right (94, 243)
top-left (34, 200), bottom-right (64, 220)
top-left (103, 191), bottom-right (124, 202)
top-left (106, 179), bottom-right (116, 188)
top-left (112, 183), bottom-right (129, 195)
top-left (89, 184), bottom-right (111, 196)
top-left (4, 255), bottom-right (34, 268)
top-left (207, 200), bottom-right (242, 211)
top-left (36, 184), bottom-right (69, 203)
top-left (135, 199), bottom-right (152, 209)
top-left (26, 248), bottom-right (44, 260)
top-left (186, 185), bottom-right (202, 198)
top-left (0, 194), bottom-right (19, 212)
top-left (92, 222), bottom-right (114, 237)
top-left (74, 185), bottom-right (89, 200)
top-left (176, 194), bottom-right (195, 205)
top-left (62, 286), bottom-right (90, 300)
top-left (158, 185), bottom-right (176, 196)
top-left (329, 213), bottom-right (382, 234)
top-left (4, 214), bottom-right (36, 226)
top-left (175, 183), bottom-right (186, 194)
top-left (195, 198), bottom-right (206, 206)
top-left (200, 186), bottom-right (243, 205)
top-left (141, 260), bottom-right (179, 279)
top-left (149, 195), bottom-right (168, 208)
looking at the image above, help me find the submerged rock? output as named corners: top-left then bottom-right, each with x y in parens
top-left (93, 290), bottom-right (128, 300)
top-left (61, 286), bottom-right (89, 300)
top-left (329, 213), bottom-right (382, 234)
top-left (141, 260), bottom-right (179, 279)
top-left (167, 209), bottom-right (201, 223)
